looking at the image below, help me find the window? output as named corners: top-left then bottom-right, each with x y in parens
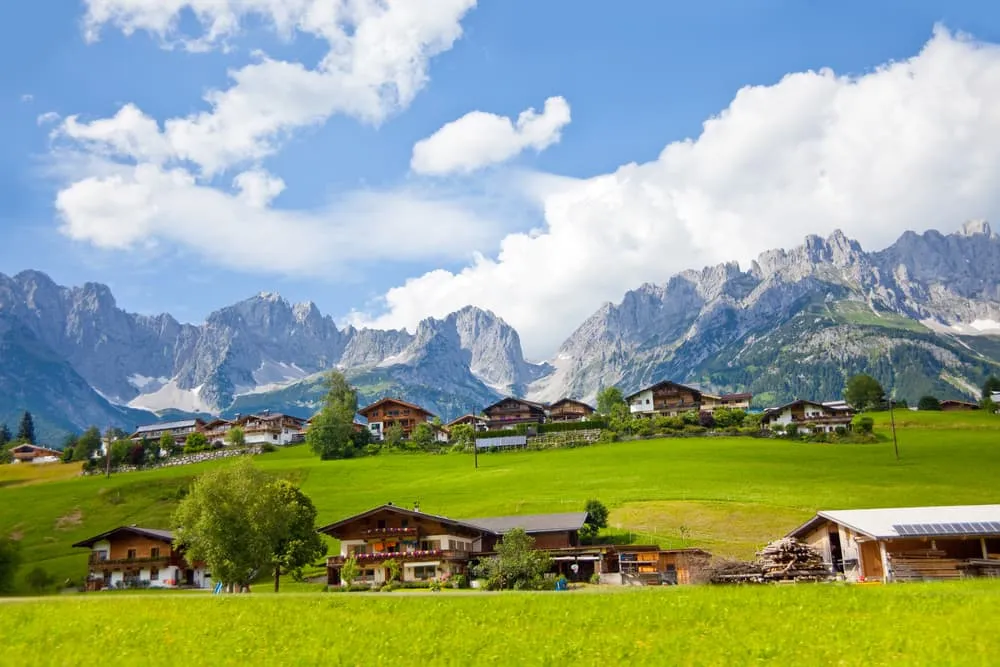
top-left (419, 540), bottom-right (437, 551)
top-left (401, 519), bottom-right (409, 528)
top-left (377, 519), bottom-right (386, 529)
top-left (127, 549), bottom-right (137, 560)
top-left (150, 568), bottom-right (159, 581)
top-left (150, 547), bottom-right (160, 559)
top-left (412, 565), bottom-right (436, 580)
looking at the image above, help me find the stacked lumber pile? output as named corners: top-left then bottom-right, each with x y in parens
top-left (888, 550), bottom-right (962, 581)
top-left (757, 538), bottom-right (830, 582)
top-left (704, 558), bottom-right (764, 584)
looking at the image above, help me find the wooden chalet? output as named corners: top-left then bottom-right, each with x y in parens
top-left (234, 411), bottom-right (307, 445)
top-left (546, 398), bottom-right (596, 422)
top-left (72, 526), bottom-right (212, 591)
top-left (319, 503), bottom-right (711, 586)
top-left (203, 419), bottom-right (233, 446)
top-left (787, 505), bottom-right (1000, 582)
top-left (939, 400), bottom-right (980, 412)
top-left (446, 414), bottom-right (488, 432)
top-left (760, 400), bottom-right (854, 433)
top-left (482, 397), bottom-right (547, 430)
top-left (130, 418), bottom-right (207, 444)
top-left (358, 398), bottom-right (437, 441)
top-left (701, 392), bottom-right (753, 412)
top-left (626, 381), bottom-right (703, 417)
top-left (9, 444), bottom-right (62, 463)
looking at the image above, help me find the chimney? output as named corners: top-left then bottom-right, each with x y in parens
top-left (263, 409), bottom-right (270, 417)
top-left (387, 501), bottom-right (393, 506)
top-left (413, 502), bottom-right (421, 513)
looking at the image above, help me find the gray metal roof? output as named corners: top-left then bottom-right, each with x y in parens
top-left (134, 419), bottom-right (200, 433)
top-left (788, 505), bottom-right (1000, 540)
top-left (462, 512), bottom-right (589, 534)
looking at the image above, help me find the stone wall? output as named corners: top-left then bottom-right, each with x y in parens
top-left (84, 445), bottom-right (264, 475)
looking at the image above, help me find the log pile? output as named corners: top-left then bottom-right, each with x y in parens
top-left (756, 538), bottom-right (830, 582)
top-left (703, 558), bottom-right (764, 584)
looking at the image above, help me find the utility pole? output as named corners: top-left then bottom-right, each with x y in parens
top-left (104, 423), bottom-right (112, 478)
top-left (474, 408), bottom-right (479, 470)
top-left (889, 394), bottom-right (900, 461)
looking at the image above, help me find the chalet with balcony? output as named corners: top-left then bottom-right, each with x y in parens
top-left (130, 419), bottom-right (207, 445)
top-left (358, 398), bottom-right (436, 441)
top-left (701, 392), bottom-right (753, 413)
top-left (235, 411), bottom-right (307, 445)
top-left (446, 414), bottom-right (488, 432)
top-left (319, 504), bottom-right (698, 586)
top-left (203, 419), bottom-right (233, 446)
top-left (9, 444), bottom-right (62, 463)
top-left (319, 504), bottom-right (485, 586)
top-left (760, 400), bottom-right (853, 433)
top-left (483, 397), bottom-right (547, 430)
top-left (787, 505), bottom-right (1000, 582)
top-left (627, 381), bottom-right (703, 417)
top-left (72, 526), bottom-right (211, 591)
top-left (546, 398), bottom-right (596, 422)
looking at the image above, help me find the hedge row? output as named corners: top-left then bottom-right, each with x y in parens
top-left (537, 419), bottom-right (608, 434)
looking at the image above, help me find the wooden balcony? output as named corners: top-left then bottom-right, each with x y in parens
top-left (327, 550), bottom-right (469, 566)
top-left (361, 527), bottom-right (418, 538)
top-left (88, 554), bottom-right (179, 568)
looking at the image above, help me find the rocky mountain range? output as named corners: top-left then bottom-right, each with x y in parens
top-left (2, 221), bottom-right (999, 443)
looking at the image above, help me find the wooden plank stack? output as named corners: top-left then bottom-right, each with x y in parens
top-left (888, 550), bottom-right (963, 581)
top-left (756, 538), bottom-right (830, 582)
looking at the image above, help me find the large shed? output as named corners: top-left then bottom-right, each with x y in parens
top-left (787, 505), bottom-right (1000, 582)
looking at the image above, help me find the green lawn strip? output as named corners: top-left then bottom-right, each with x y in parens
top-left (3, 416), bottom-right (1000, 591)
top-left (1, 583), bottom-right (998, 665)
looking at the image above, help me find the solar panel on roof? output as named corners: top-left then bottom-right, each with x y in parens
top-left (892, 522), bottom-right (1000, 536)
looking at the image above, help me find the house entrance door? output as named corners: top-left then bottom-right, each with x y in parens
top-left (185, 569), bottom-right (195, 586)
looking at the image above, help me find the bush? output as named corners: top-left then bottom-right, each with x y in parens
top-left (834, 426), bottom-right (848, 437)
top-left (785, 423), bottom-right (799, 438)
top-left (682, 425), bottom-right (707, 435)
top-left (597, 430), bottom-right (618, 443)
top-left (589, 572), bottom-right (601, 585)
top-left (260, 442), bottom-right (277, 453)
top-left (918, 395), bottom-right (942, 411)
top-left (698, 411), bottom-right (715, 429)
top-left (854, 416), bottom-right (874, 434)
top-left (451, 574), bottom-right (467, 589)
top-left (26, 566), bottom-right (56, 593)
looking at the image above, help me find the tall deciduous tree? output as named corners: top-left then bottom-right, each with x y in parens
top-left (596, 387), bottom-right (626, 416)
top-left (268, 480), bottom-right (326, 592)
top-left (410, 423), bottom-right (435, 451)
top-left (306, 371), bottom-right (359, 460)
top-left (173, 459), bottom-right (324, 591)
top-left (580, 499), bottom-right (609, 543)
top-left (844, 374), bottom-right (885, 411)
top-left (384, 423), bottom-right (405, 450)
top-left (918, 395), bottom-right (942, 411)
top-left (225, 426), bottom-right (246, 448)
top-left (159, 431), bottom-right (176, 456)
top-left (474, 528), bottom-right (551, 591)
top-left (450, 423), bottom-right (475, 449)
top-left (17, 411), bottom-right (35, 444)
top-left (73, 426), bottom-right (102, 462)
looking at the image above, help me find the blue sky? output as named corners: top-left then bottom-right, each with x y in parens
top-left (2, 1), bottom-right (1000, 358)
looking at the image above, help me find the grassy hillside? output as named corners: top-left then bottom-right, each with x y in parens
top-left (2, 411), bottom-right (999, 591)
top-left (2, 582), bottom-right (999, 665)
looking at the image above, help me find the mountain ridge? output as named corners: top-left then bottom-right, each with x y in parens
top-left (2, 222), bottom-right (999, 442)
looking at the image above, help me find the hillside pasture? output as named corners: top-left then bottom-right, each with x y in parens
top-left (1, 413), bottom-right (999, 591)
top-left (1, 582), bottom-right (999, 665)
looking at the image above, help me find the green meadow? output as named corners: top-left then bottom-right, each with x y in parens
top-left (1, 582), bottom-right (999, 666)
top-left (1, 409), bottom-right (998, 591)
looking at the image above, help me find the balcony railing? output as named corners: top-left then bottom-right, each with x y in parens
top-left (88, 554), bottom-right (178, 567)
top-left (328, 550), bottom-right (469, 566)
top-left (362, 527), bottom-right (418, 537)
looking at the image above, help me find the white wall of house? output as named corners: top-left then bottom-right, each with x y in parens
top-left (244, 426), bottom-right (299, 446)
top-left (629, 390), bottom-right (654, 414)
top-left (368, 422), bottom-right (384, 442)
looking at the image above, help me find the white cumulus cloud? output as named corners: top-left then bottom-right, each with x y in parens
top-left (70, 0), bottom-right (478, 175)
top-left (54, 0), bottom-right (492, 272)
top-left (355, 26), bottom-right (1000, 359)
top-left (411, 96), bottom-right (572, 175)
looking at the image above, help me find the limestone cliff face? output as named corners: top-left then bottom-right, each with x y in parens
top-left (2, 221), bottom-right (999, 439)
top-left (528, 222), bottom-right (1000, 404)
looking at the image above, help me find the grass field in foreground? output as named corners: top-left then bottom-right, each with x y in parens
top-left (2, 582), bottom-right (998, 666)
top-left (1, 411), bottom-right (998, 591)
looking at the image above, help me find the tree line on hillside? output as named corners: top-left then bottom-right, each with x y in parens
top-left (0, 411), bottom-right (37, 463)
